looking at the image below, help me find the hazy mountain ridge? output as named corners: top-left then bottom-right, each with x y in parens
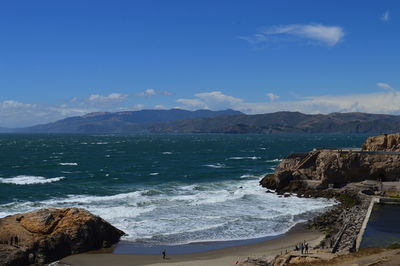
top-left (149, 112), bottom-right (400, 134)
top-left (17, 109), bottom-right (243, 133)
top-left (3, 110), bottom-right (400, 134)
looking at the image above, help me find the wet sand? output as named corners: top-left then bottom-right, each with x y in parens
top-left (60, 223), bottom-right (324, 266)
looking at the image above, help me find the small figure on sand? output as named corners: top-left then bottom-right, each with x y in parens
top-left (300, 242), bottom-right (304, 254)
top-left (162, 249), bottom-right (166, 259)
top-left (304, 241), bottom-right (309, 254)
top-left (294, 244), bottom-right (299, 251)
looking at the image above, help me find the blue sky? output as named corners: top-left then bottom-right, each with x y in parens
top-left (0, 0), bottom-right (399, 127)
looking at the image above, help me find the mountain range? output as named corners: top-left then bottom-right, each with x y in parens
top-left (2, 109), bottom-right (400, 134)
top-left (16, 109), bottom-right (242, 133)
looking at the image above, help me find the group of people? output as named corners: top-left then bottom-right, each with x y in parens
top-left (294, 241), bottom-right (309, 254)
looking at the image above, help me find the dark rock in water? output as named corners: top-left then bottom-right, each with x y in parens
top-left (0, 208), bottom-right (125, 266)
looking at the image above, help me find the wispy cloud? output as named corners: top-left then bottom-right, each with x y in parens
top-left (135, 89), bottom-right (172, 97)
top-left (87, 93), bottom-right (128, 103)
top-left (177, 83), bottom-right (400, 115)
top-left (381, 10), bottom-right (390, 21)
top-left (0, 100), bottom-right (92, 127)
top-left (266, 93), bottom-right (280, 101)
top-left (240, 23), bottom-right (345, 47)
top-left (178, 91), bottom-right (242, 110)
top-left (377, 82), bottom-right (395, 92)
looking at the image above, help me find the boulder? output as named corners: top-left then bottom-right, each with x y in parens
top-left (0, 208), bottom-right (124, 266)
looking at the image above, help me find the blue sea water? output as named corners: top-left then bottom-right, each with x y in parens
top-left (0, 134), bottom-right (369, 245)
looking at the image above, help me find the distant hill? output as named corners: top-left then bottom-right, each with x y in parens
top-left (19, 109), bottom-right (243, 133)
top-left (0, 127), bottom-right (14, 133)
top-left (7, 110), bottom-right (400, 134)
top-left (149, 112), bottom-right (400, 134)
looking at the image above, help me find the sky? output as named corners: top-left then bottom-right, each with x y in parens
top-left (0, 0), bottom-right (399, 127)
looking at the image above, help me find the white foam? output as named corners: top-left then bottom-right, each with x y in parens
top-left (0, 175), bottom-right (65, 185)
top-left (0, 178), bottom-right (336, 244)
top-left (240, 174), bottom-right (260, 178)
top-left (228, 156), bottom-right (260, 160)
top-left (162, 152), bottom-right (172, 155)
top-left (265, 159), bottom-right (282, 163)
top-left (150, 173), bottom-right (159, 176)
top-left (59, 163), bottom-right (78, 166)
top-left (204, 163), bottom-right (227, 168)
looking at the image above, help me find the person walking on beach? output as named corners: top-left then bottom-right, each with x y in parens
top-left (304, 242), bottom-right (309, 254)
top-left (300, 242), bottom-right (304, 254)
top-left (162, 249), bottom-right (166, 259)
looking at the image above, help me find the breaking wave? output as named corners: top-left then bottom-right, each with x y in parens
top-left (0, 175), bottom-right (65, 185)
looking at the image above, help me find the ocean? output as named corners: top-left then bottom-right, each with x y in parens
top-left (0, 134), bottom-right (369, 246)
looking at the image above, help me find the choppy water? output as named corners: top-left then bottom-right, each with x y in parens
top-left (0, 134), bottom-right (369, 245)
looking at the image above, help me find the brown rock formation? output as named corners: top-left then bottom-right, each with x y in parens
top-left (259, 133), bottom-right (400, 255)
top-left (0, 208), bottom-right (124, 266)
top-left (362, 133), bottom-right (400, 152)
top-left (261, 134), bottom-right (400, 193)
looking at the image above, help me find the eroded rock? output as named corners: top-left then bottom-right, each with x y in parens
top-left (0, 208), bottom-right (124, 266)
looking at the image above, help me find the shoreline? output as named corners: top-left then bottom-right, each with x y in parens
top-left (60, 223), bottom-right (324, 266)
top-left (112, 221), bottom-right (307, 255)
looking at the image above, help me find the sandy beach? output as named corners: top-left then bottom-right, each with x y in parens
top-left (60, 223), bottom-right (324, 266)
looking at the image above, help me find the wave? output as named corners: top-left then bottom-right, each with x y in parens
top-left (204, 163), bottom-right (227, 169)
top-left (162, 152), bottom-right (172, 155)
top-left (0, 178), bottom-right (336, 244)
top-left (0, 175), bottom-right (65, 185)
top-left (265, 159), bottom-right (282, 163)
top-left (149, 172), bottom-right (159, 176)
top-left (228, 156), bottom-right (260, 160)
top-left (59, 163), bottom-right (78, 166)
top-left (240, 174), bottom-right (262, 179)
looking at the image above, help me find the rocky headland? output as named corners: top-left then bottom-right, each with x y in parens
top-left (259, 133), bottom-right (400, 258)
top-left (0, 208), bottom-right (124, 266)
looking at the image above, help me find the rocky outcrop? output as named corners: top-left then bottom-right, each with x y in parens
top-left (261, 134), bottom-right (400, 193)
top-left (259, 133), bottom-right (400, 254)
top-left (0, 208), bottom-right (124, 266)
top-left (362, 133), bottom-right (400, 152)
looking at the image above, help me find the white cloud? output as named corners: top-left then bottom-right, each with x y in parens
top-left (154, 104), bottom-right (167, 110)
top-left (136, 89), bottom-right (156, 97)
top-left (381, 10), bottom-right (390, 21)
top-left (176, 83), bottom-right (400, 115)
top-left (132, 104), bottom-right (145, 110)
top-left (176, 98), bottom-right (206, 108)
top-left (0, 100), bottom-right (36, 109)
top-left (135, 89), bottom-right (172, 97)
top-left (240, 23), bottom-right (344, 47)
top-left (266, 93), bottom-right (280, 101)
top-left (178, 91), bottom-right (242, 110)
top-left (88, 93), bottom-right (128, 103)
top-left (0, 100), bottom-right (92, 128)
top-left (377, 82), bottom-right (395, 92)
